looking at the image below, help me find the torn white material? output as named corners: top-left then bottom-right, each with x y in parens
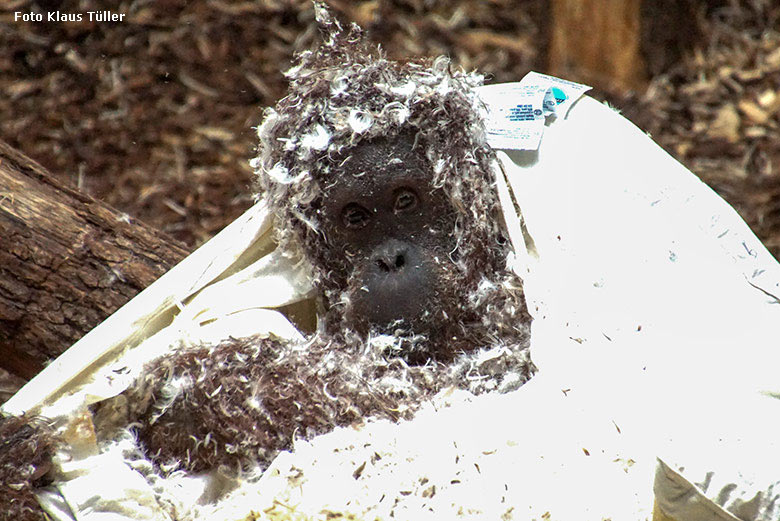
top-left (174, 247), bottom-right (314, 327)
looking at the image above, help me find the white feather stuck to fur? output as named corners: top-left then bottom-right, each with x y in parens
top-left (331, 75), bottom-right (350, 97)
top-left (300, 124), bottom-right (331, 151)
top-left (265, 162), bottom-right (294, 184)
top-left (381, 101), bottom-right (410, 125)
top-left (348, 109), bottom-right (373, 133)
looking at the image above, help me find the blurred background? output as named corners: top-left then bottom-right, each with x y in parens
top-left (2, 0), bottom-right (779, 255)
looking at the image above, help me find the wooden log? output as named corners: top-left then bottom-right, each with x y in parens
top-left (0, 140), bottom-right (190, 381)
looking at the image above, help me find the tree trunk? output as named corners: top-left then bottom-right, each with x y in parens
top-left (548, 0), bottom-right (701, 92)
top-left (0, 140), bottom-right (190, 381)
top-left (548, 0), bottom-right (647, 91)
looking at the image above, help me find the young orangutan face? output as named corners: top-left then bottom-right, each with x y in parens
top-left (313, 133), bottom-right (464, 352)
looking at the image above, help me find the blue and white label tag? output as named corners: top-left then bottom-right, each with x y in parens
top-left (476, 72), bottom-right (591, 150)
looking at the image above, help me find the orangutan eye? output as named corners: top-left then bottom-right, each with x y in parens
top-left (393, 188), bottom-right (418, 212)
top-left (342, 203), bottom-right (370, 229)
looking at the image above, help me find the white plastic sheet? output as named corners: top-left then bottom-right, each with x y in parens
top-left (488, 89), bottom-right (780, 520)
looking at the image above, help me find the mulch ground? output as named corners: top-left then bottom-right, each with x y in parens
top-left (1, 0), bottom-right (778, 252)
top-left (617, 1), bottom-right (780, 256)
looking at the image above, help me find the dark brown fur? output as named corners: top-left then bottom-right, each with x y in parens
top-left (137, 336), bottom-right (435, 472)
top-left (0, 414), bottom-right (55, 521)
